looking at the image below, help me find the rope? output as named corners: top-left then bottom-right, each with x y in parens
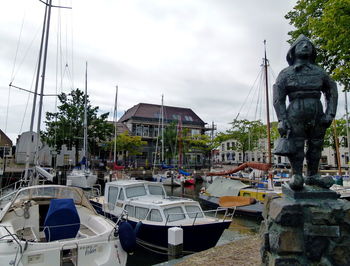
top-left (235, 68), bottom-right (263, 120)
top-left (136, 239), bottom-right (194, 256)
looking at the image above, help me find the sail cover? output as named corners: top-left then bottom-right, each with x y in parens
top-left (206, 177), bottom-right (250, 197)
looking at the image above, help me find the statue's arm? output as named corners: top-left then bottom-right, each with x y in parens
top-left (323, 74), bottom-right (338, 118)
top-left (273, 72), bottom-right (290, 136)
top-left (273, 73), bottom-right (287, 121)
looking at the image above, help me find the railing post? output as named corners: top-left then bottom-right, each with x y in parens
top-left (192, 212), bottom-right (199, 226)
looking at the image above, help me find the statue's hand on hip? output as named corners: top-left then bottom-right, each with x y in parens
top-left (278, 119), bottom-right (291, 137)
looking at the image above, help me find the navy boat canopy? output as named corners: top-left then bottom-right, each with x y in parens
top-left (44, 198), bottom-right (80, 241)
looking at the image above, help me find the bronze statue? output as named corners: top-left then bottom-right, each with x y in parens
top-left (273, 35), bottom-right (338, 190)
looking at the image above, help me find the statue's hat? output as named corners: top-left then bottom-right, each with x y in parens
top-left (286, 34), bottom-right (316, 65)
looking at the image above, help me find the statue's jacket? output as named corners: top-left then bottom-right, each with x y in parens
top-left (273, 63), bottom-right (337, 126)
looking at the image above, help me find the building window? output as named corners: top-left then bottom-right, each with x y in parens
top-left (184, 115), bottom-right (193, 122)
top-left (136, 125), bottom-right (142, 136)
top-left (172, 114), bottom-right (181, 120)
top-left (154, 126), bottom-right (159, 137)
top-left (227, 142), bottom-right (230, 150)
top-left (191, 129), bottom-right (200, 136)
top-left (222, 144), bottom-right (225, 151)
top-left (149, 126), bottom-right (154, 138)
top-left (143, 126), bottom-right (149, 137)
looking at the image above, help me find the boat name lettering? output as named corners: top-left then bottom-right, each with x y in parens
top-left (84, 245), bottom-right (98, 256)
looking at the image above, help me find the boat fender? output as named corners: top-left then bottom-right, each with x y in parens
top-left (134, 221), bottom-right (142, 236)
top-left (118, 221), bottom-right (136, 254)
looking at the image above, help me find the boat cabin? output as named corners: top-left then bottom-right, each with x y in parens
top-left (103, 180), bottom-right (205, 225)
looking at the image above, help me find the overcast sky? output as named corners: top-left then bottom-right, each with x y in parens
top-left (2, 0), bottom-right (337, 144)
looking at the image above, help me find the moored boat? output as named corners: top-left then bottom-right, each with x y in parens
top-left (199, 176), bottom-right (282, 217)
top-left (90, 180), bottom-right (232, 253)
top-left (0, 185), bottom-right (131, 265)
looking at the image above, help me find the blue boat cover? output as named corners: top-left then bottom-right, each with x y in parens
top-left (44, 198), bottom-right (80, 241)
top-left (161, 163), bottom-right (174, 169)
top-left (179, 169), bottom-right (191, 176)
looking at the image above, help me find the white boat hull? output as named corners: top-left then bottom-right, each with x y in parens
top-left (0, 185), bottom-right (128, 266)
top-left (67, 170), bottom-right (98, 188)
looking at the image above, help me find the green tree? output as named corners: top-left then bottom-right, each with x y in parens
top-left (42, 88), bottom-right (113, 164)
top-left (226, 119), bottom-right (267, 162)
top-left (285, 0), bottom-right (350, 89)
top-left (106, 132), bottom-right (146, 165)
top-left (185, 133), bottom-right (221, 167)
top-left (323, 117), bottom-right (347, 167)
top-left (162, 122), bottom-right (178, 164)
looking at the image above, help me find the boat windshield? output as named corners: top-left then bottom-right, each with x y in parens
top-left (0, 185), bottom-right (95, 221)
top-left (164, 206), bottom-right (185, 222)
top-left (125, 185), bottom-right (147, 198)
top-left (13, 186), bottom-right (84, 203)
top-left (185, 205), bottom-right (204, 218)
top-left (148, 185), bottom-right (165, 196)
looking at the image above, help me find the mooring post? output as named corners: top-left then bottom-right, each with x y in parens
top-left (168, 227), bottom-right (183, 260)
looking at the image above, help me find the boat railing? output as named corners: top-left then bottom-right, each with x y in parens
top-left (83, 186), bottom-right (101, 199)
top-left (0, 180), bottom-right (27, 198)
top-left (205, 208), bottom-right (235, 221)
top-left (164, 208), bottom-right (233, 226)
top-left (0, 225), bottom-right (23, 263)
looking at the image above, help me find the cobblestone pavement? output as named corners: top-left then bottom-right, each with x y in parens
top-left (175, 236), bottom-right (261, 266)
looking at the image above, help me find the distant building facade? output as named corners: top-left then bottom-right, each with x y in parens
top-left (216, 136), bottom-right (350, 170)
top-left (0, 129), bottom-right (12, 159)
top-left (216, 138), bottom-right (289, 166)
top-left (15, 131), bottom-right (52, 166)
top-left (118, 103), bottom-right (207, 167)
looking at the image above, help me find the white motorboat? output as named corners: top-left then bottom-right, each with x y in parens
top-left (90, 180), bottom-right (232, 253)
top-left (153, 172), bottom-right (182, 186)
top-left (0, 185), bottom-right (131, 266)
top-left (67, 167), bottom-right (98, 189)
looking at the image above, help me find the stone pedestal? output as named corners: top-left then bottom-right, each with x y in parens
top-left (261, 184), bottom-right (350, 265)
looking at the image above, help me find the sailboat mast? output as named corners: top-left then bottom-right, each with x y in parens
top-left (264, 40), bottom-right (272, 165)
top-left (161, 94), bottom-right (164, 163)
top-left (178, 117), bottom-right (182, 168)
top-left (83, 62), bottom-right (88, 167)
top-left (113, 85), bottom-right (118, 164)
top-left (24, 0), bottom-right (51, 181)
top-left (35, 0), bottom-right (53, 167)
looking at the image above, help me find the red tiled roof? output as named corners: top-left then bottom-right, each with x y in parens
top-left (0, 129), bottom-right (12, 146)
top-left (119, 103), bottom-right (205, 125)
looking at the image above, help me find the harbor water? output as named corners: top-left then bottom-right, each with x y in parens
top-left (127, 182), bottom-right (261, 266)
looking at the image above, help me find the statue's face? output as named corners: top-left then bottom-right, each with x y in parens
top-left (295, 40), bottom-right (313, 58)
